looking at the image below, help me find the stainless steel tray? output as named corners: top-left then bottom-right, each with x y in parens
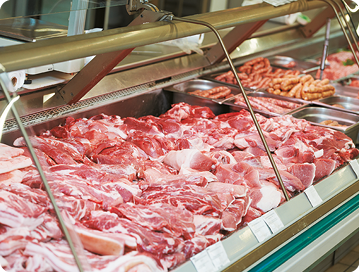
top-left (331, 83), bottom-right (359, 98)
top-left (289, 106), bottom-right (359, 143)
top-left (268, 55), bottom-right (319, 74)
top-left (312, 96), bottom-right (359, 115)
top-left (166, 79), bottom-right (244, 103)
top-left (224, 91), bottom-right (309, 117)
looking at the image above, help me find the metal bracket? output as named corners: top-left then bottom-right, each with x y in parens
top-left (205, 20), bottom-right (267, 65)
top-left (54, 9), bottom-right (165, 105)
top-left (126, 0), bottom-right (160, 15)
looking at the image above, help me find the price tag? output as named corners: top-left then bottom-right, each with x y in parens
top-left (349, 160), bottom-right (359, 178)
top-left (190, 250), bottom-right (216, 272)
top-left (206, 241), bottom-right (231, 270)
top-left (304, 186), bottom-right (322, 207)
top-left (248, 217), bottom-right (272, 243)
top-left (262, 210), bottom-right (284, 234)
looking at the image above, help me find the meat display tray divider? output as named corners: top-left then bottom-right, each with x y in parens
top-left (288, 106), bottom-right (359, 144)
top-left (223, 91), bottom-right (310, 117)
top-left (311, 96), bottom-right (359, 115)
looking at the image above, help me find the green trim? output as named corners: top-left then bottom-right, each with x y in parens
top-left (249, 194), bottom-right (359, 272)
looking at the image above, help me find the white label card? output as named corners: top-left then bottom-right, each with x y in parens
top-left (248, 217), bottom-right (272, 243)
top-left (262, 210), bottom-right (284, 234)
top-left (349, 160), bottom-right (359, 178)
top-left (304, 186), bottom-right (322, 207)
top-left (190, 250), bottom-right (217, 272)
top-left (206, 241), bottom-right (231, 270)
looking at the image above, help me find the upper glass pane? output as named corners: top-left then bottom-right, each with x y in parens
top-left (0, 0), bottom-right (127, 20)
top-left (0, 0), bottom-right (131, 41)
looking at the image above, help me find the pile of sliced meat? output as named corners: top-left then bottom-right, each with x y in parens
top-left (234, 96), bottom-right (302, 114)
top-left (0, 102), bottom-right (358, 271)
top-left (316, 51), bottom-right (359, 80)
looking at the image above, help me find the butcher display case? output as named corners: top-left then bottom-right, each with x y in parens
top-left (1, 1), bottom-right (359, 272)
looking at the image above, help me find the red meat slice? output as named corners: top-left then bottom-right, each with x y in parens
top-left (0, 143), bottom-right (24, 160)
top-left (163, 149), bottom-right (216, 172)
top-left (242, 206), bottom-right (264, 225)
top-left (83, 211), bottom-right (183, 258)
top-left (215, 164), bottom-right (245, 184)
top-left (314, 158), bottom-right (336, 181)
top-left (289, 163), bottom-right (316, 188)
top-left (193, 215), bottom-right (221, 236)
top-left (0, 155), bottom-right (32, 174)
top-left (258, 168), bottom-right (305, 192)
top-left (248, 181), bottom-right (283, 212)
top-left (206, 182), bottom-right (247, 198)
top-left (0, 190), bottom-right (46, 229)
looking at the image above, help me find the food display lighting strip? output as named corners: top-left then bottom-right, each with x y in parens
top-left (170, 16), bottom-right (290, 201)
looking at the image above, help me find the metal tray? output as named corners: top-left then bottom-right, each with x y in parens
top-left (289, 106), bottom-right (359, 144)
top-left (331, 83), bottom-right (359, 98)
top-left (224, 91), bottom-right (309, 117)
top-left (268, 55), bottom-right (319, 74)
top-left (165, 79), bottom-right (244, 103)
top-left (312, 96), bottom-right (359, 115)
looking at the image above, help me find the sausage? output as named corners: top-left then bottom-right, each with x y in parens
top-left (209, 88), bottom-right (232, 99)
top-left (287, 83), bottom-right (302, 98)
top-left (272, 78), bottom-right (287, 85)
top-left (215, 71), bottom-right (232, 81)
top-left (299, 74), bottom-right (314, 84)
top-left (273, 89), bottom-right (281, 95)
top-left (244, 57), bottom-right (264, 67)
top-left (257, 77), bottom-right (272, 89)
top-left (281, 78), bottom-right (300, 90)
top-left (239, 65), bottom-right (252, 73)
top-left (264, 58), bottom-right (271, 68)
top-left (318, 79), bottom-right (330, 86)
top-left (252, 61), bottom-right (265, 71)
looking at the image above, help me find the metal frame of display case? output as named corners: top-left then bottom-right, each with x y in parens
top-left (1, 0), bottom-right (359, 271)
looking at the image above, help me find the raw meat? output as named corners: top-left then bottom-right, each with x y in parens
top-left (0, 155), bottom-right (32, 174)
top-left (0, 190), bottom-right (45, 229)
top-left (0, 143), bottom-right (24, 160)
top-left (163, 149), bottom-right (216, 172)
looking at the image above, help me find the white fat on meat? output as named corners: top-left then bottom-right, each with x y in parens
top-left (0, 255), bottom-right (8, 268)
top-left (0, 155), bottom-right (32, 174)
top-left (73, 223), bottom-right (126, 256)
top-left (0, 170), bottom-right (26, 187)
top-left (206, 182), bottom-right (247, 198)
top-left (206, 150), bottom-right (237, 165)
top-left (0, 143), bottom-right (24, 160)
top-left (193, 215), bottom-right (221, 236)
top-left (260, 156), bottom-right (287, 171)
top-left (187, 138), bottom-right (212, 152)
top-left (163, 149), bottom-right (215, 172)
top-left (24, 254), bottom-right (53, 272)
top-left (249, 181), bottom-right (282, 213)
top-left (0, 227), bottom-right (32, 256)
top-left (0, 191), bottom-right (45, 229)
top-left (179, 167), bottom-right (218, 183)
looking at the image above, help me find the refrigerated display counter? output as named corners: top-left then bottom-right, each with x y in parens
top-left (1, 1), bottom-right (359, 271)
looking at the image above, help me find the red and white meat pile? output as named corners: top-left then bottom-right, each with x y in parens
top-left (214, 57), bottom-right (301, 89)
top-left (234, 96), bottom-right (302, 114)
top-left (316, 51), bottom-right (359, 80)
top-left (0, 102), bottom-right (358, 271)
